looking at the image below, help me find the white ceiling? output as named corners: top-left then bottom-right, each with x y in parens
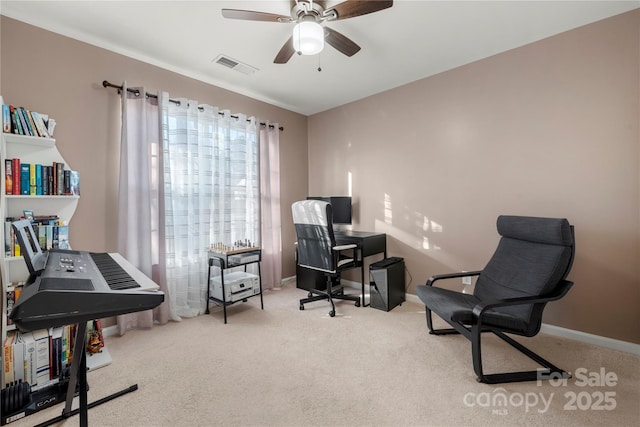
top-left (1, 1), bottom-right (638, 115)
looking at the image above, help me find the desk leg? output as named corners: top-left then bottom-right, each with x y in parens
top-left (205, 264), bottom-right (212, 315)
top-left (258, 262), bottom-right (264, 310)
top-left (361, 263), bottom-right (369, 307)
top-left (221, 269), bottom-right (228, 324)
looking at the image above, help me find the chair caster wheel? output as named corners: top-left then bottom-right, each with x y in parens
top-left (355, 301), bottom-right (360, 307)
top-left (300, 305), bottom-right (304, 310)
top-left (329, 310), bottom-right (335, 317)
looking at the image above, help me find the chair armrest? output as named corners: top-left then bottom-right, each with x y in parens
top-left (471, 280), bottom-right (574, 320)
top-left (426, 271), bottom-right (482, 287)
top-left (333, 244), bottom-right (357, 251)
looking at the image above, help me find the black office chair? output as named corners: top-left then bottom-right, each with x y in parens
top-left (416, 215), bottom-right (575, 384)
top-left (292, 200), bottom-right (361, 317)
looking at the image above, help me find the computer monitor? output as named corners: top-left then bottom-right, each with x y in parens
top-left (306, 196), bottom-right (352, 225)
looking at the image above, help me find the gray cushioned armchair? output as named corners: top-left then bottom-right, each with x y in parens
top-left (416, 215), bottom-right (575, 384)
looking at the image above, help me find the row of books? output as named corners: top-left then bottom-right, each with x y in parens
top-left (5, 285), bottom-right (23, 327)
top-left (4, 159), bottom-right (79, 196)
top-left (2, 321), bottom-right (104, 390)
top-left (1, 104), bottom-right (56, 138)
top-left (3, 324), bottom-right (77, 390)
top-left (4, 216), bottom-right (69, 257)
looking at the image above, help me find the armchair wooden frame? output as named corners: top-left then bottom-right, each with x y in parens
top-left (417, 216), bottom-right (575, 384)
top-left (424, 271), bottom-right (574, 384)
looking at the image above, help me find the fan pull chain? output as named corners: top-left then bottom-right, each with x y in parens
top-left (317, 55), bottom-right (322, 72)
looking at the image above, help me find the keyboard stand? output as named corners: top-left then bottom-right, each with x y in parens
top-left (34, 322), bottom-right (139, 427)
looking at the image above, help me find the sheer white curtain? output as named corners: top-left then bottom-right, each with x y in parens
top-left (160, 95), bottom-right (260, 318)
top-left (118, 85), bottom-right (279, 327)
top-left (259, 124), bottom-right (282, 289)
top-left (116, 83), bottom-right (171, 335)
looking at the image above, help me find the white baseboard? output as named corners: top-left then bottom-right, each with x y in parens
top-left (103, 324), bottom-right (118, 338)
top-left (539, 323), bottom-right (640, 355)
top-left (345, 280), bottom-right (640, 355)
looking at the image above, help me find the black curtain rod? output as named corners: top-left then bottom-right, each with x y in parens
top-left (102, 80), bottom-right (283, 131)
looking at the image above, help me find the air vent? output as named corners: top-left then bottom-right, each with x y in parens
top-left (213, 55), bottom-right (258, 75)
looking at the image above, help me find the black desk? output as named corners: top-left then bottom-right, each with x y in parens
top-left (296, 230), bottom-right (386, 307)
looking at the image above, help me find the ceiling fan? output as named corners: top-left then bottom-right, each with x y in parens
top-left (221, 0), bottom-right (393, 64)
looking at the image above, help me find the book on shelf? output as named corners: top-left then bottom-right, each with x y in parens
top-left (5, 284), bottom-right (22, 326)
top-left (3, 157), bottom-right (79, 197)
top-left (29, 164), bottom-right (36, 196)
top-left (41, 165), bottom-right (49, 195)
top-left (32, 329), bottom-right (50, 385)
top-left (36, 164), bottom-right (42, 195)
top-left (56, 162), bottom-right (64, 195)
top-left (12, 158), bottom-right (20, 195)
top-left (13, 333), bottom-right (25, 382)
top-left (9, 105), bottom-right (21, 135)
top-left (30, 111), bottom-right (50, 138)
top-left (25, 109), bottom-right (42, 138)
top-left (57, 225), bottom-right (70, 250)
top-left (3, 324), bottom-right (83, 389)
top-left (5, 158), bottom-right (13, 194)
top-left (4, 220), bottom-right (11, 256)
top-left (24, 108), bottom-right (39, 137)
top-left (2, 104), bottom-right (53, 137)
top-left (16, 108), bottom-right (32, 136)
top-left (20, 163), bottom-right (30, 195)
top-left (69, 170), bottom-right (80, 195)
top-left (3, 334), bottom-right (15, 383)
top-left (2, 104), bottom-right (11, 133)
top-left (21, 332), bottom-right (37, 385)
top-left (4, 215), bottom-right (65, 255)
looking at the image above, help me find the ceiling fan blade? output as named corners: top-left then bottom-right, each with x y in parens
top-left (326, 0), bottom-right (393, 20)
top-left (274, 36), bottom-right (295, 64)
top-left (324, 27), bottom-right (361, 57)
top-left (221, 9), bottom-right (291, 23)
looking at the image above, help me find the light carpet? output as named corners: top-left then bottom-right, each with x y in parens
top-left (9, 285), bottom-right (640, 427)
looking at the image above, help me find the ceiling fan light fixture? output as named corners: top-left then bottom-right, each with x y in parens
top-left (292, 21), bottom-right (324, 55)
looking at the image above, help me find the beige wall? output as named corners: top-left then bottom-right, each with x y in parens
top-left (0, 16), bottom-right (308, 280)
top-left (308, 10), bottom-right (640, 344)
top-left (2, 11), bottom-right (638, 344)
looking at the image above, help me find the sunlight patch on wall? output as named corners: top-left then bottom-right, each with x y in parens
top-left (422, 216), bottom-right (443, 233)
top-left (375, 218), bottom-right (454, 267)
top-left (423, 236), bottom-right (429, 250)
top-left (384, 193), bottom-right (393, 224)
